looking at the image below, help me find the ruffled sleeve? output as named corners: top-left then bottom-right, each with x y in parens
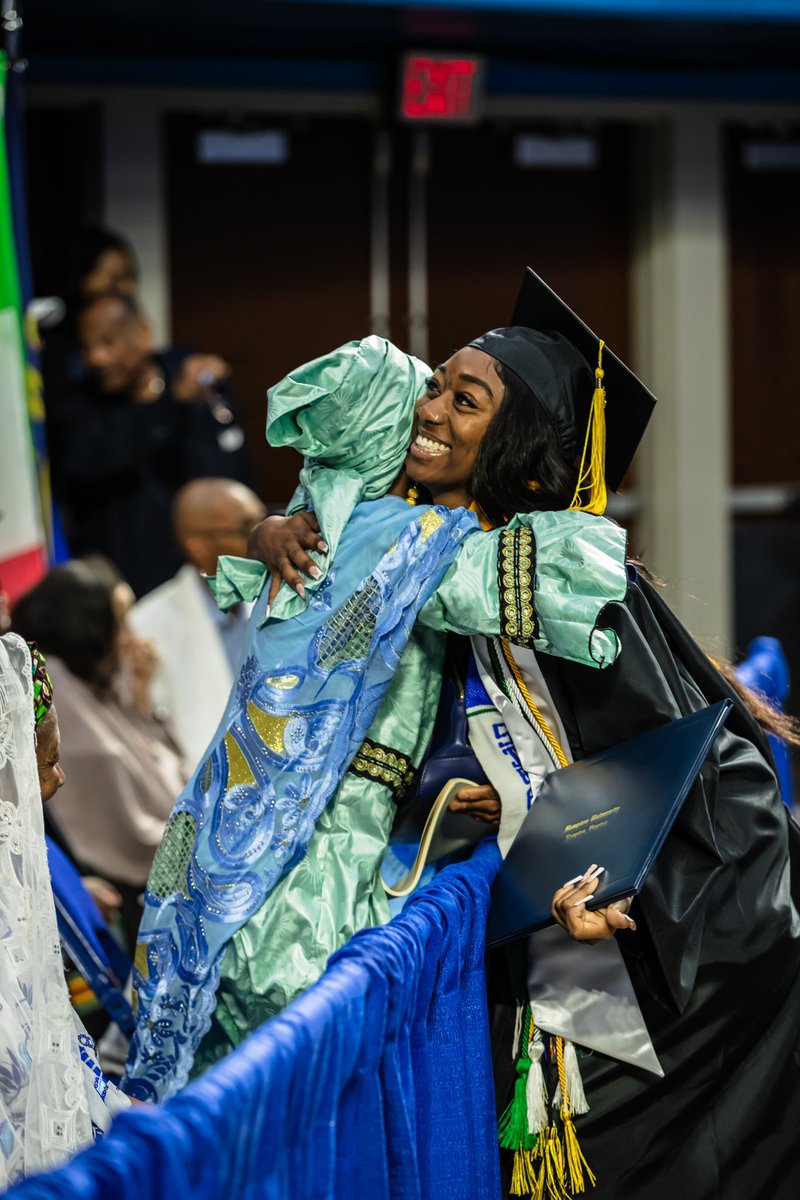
top-left (205, 556), bottom-right (269, 610)
top-left (208, 336), bottom-right (430, 614)
top-left (418, 510), bottom-right (629, 669)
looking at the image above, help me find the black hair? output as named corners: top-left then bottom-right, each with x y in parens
top-left (11, 560), bottom-right (119, 692)
top-left (469, 361), bottom-right (578, 527)
top-left (41, 227), bottom-right (138, 312)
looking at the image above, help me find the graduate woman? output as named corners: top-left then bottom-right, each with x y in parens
top-left (244, 273), bottom-right (800, 1199)
top-left (125, 284), bottom-right (633, 1101)
top-left (129, 272), bottom-right (800, 1200)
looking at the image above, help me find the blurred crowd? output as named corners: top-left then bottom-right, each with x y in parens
top-left (1, 226), bottom-right (268, 1053)
top-left (40, 227), bottom-right (254, 596)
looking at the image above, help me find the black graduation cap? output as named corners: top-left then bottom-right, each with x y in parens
top-left (470, 268), bottom-right (656, 497)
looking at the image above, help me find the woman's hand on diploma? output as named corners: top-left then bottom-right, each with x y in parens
top-left (551, 864), bottom-right (636, 942)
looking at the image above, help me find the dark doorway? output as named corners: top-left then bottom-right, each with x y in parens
top-left (726, 123), bottom-right (800, 720)
top-left (165, 113), bottom-right (374, 507)
top-left (165, 114), bottom-right (636, 514)
top-left (426, 123), bottom-right (634, 367)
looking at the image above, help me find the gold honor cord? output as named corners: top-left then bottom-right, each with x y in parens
top-left (499, 639), bottom-right (569, 768)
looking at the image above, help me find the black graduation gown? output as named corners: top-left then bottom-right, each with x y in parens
top-left (492, 571), bottom-right (800, 1200)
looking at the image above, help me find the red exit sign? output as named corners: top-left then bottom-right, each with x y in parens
top-left (400, 54), bottom-right (484, 123)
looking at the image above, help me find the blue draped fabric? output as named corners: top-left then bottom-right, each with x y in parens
top-left (46, 837), bottom-right (134, 1035)
top-left (128, 496), bottom-right (477, 1099)
top-left (8, 840), bottom-right (503, 1200)
top-left (735, 636), bottom-right (793, 808)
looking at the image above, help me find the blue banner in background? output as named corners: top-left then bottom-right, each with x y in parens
top-left (284, 0), bottom-right (800, 20)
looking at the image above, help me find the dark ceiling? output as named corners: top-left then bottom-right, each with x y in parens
top-left (17, 1), bottom-right (800, 98)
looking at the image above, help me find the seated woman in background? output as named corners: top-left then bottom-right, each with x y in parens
top-left (0, 635), bottom-right (129, 1189)
top-left (12, 558), bottom-right (186, 955)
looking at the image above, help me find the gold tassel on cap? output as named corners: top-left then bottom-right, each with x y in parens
top-left (568, 340), bottom-right (607, 516)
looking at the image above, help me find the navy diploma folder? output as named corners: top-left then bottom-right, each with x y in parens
top-left (487, 699), bottom-right (733, 947)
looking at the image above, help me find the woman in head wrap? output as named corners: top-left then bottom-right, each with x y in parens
top-left (0, 636), bottom-right (130, 1189)
top-left (128, 274), bottom-right (800, 1200)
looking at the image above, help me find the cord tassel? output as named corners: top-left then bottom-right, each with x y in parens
top-left (499, 1007), bottom-right (596, 1196)
top-left (499, 1007), bottom-right (539, 1153)
top-left (556, 1036), bottom-right (596, 1195)
top-left (543, 1127), bottom-right (569, 1200)
top-left (512, 1001), bottom-right (524, 1061)
top-left (562, 1039), bottom-right (589, 1116)
top-left (526, 1030), bottom-right (549, 1136)
top-left (569, 340), bottom-right (607, 515)
top-left (511, 1148), bottom-right (542, 1197)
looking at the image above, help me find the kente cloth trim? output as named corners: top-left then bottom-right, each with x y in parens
top-left (124, 501), bottom-right (477, 1102)
top-left (498, 527), bottom-right (538, 649)
top-left (27, 640), bottom-right (54, 728)
top-left (348, 737), bottom-right (416, 802)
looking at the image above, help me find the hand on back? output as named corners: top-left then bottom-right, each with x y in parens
top-left (247, 512), bottom-right (329, 607)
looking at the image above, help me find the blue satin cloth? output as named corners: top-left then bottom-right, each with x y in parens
top-left (735, 635), bottom-right (793, 809)
top-left (46, 838), bottom-right (134, 1036)
top-left (9, 840), bottom-right (503, 1200)
top-left (127, 496), bottom-right (478, 1100)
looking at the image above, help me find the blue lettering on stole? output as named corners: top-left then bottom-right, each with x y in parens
top-left (492, 721), bottom-right (534, 809)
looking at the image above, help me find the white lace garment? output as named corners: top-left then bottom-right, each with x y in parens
top-left (0, 634), bottom-right (127, 1191)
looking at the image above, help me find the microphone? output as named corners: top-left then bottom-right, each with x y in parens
top-left (197, 369), bottom-right (245, 452)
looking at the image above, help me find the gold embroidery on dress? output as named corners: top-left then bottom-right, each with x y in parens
top-left (247, 703), bottom-right (296, 756)
top-left (224, 731), bottom-right (256, 786)
top-left (498, 527), bottom-right (538, 647)
top-left (134, 941), bottom-right (149, 981)
top-left (419, 508), bottom-right (445, 542)
top-left (266, 674), bottom-right (300, 691)
top-left (349, 737), bottom-right (416, 801)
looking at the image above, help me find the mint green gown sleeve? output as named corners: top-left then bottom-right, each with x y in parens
top-left (418, 510), bottom-right (629, 669)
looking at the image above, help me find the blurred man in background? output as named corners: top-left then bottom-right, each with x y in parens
top-left (129, 477), bottom-right (266, 769)
top-left (48, 293), bottom-right (250, 596)
top-left (39, 226), bottom-right (140, 410)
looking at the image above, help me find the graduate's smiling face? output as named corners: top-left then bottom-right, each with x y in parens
top-left (405, 347), bottom-right (504, 509)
